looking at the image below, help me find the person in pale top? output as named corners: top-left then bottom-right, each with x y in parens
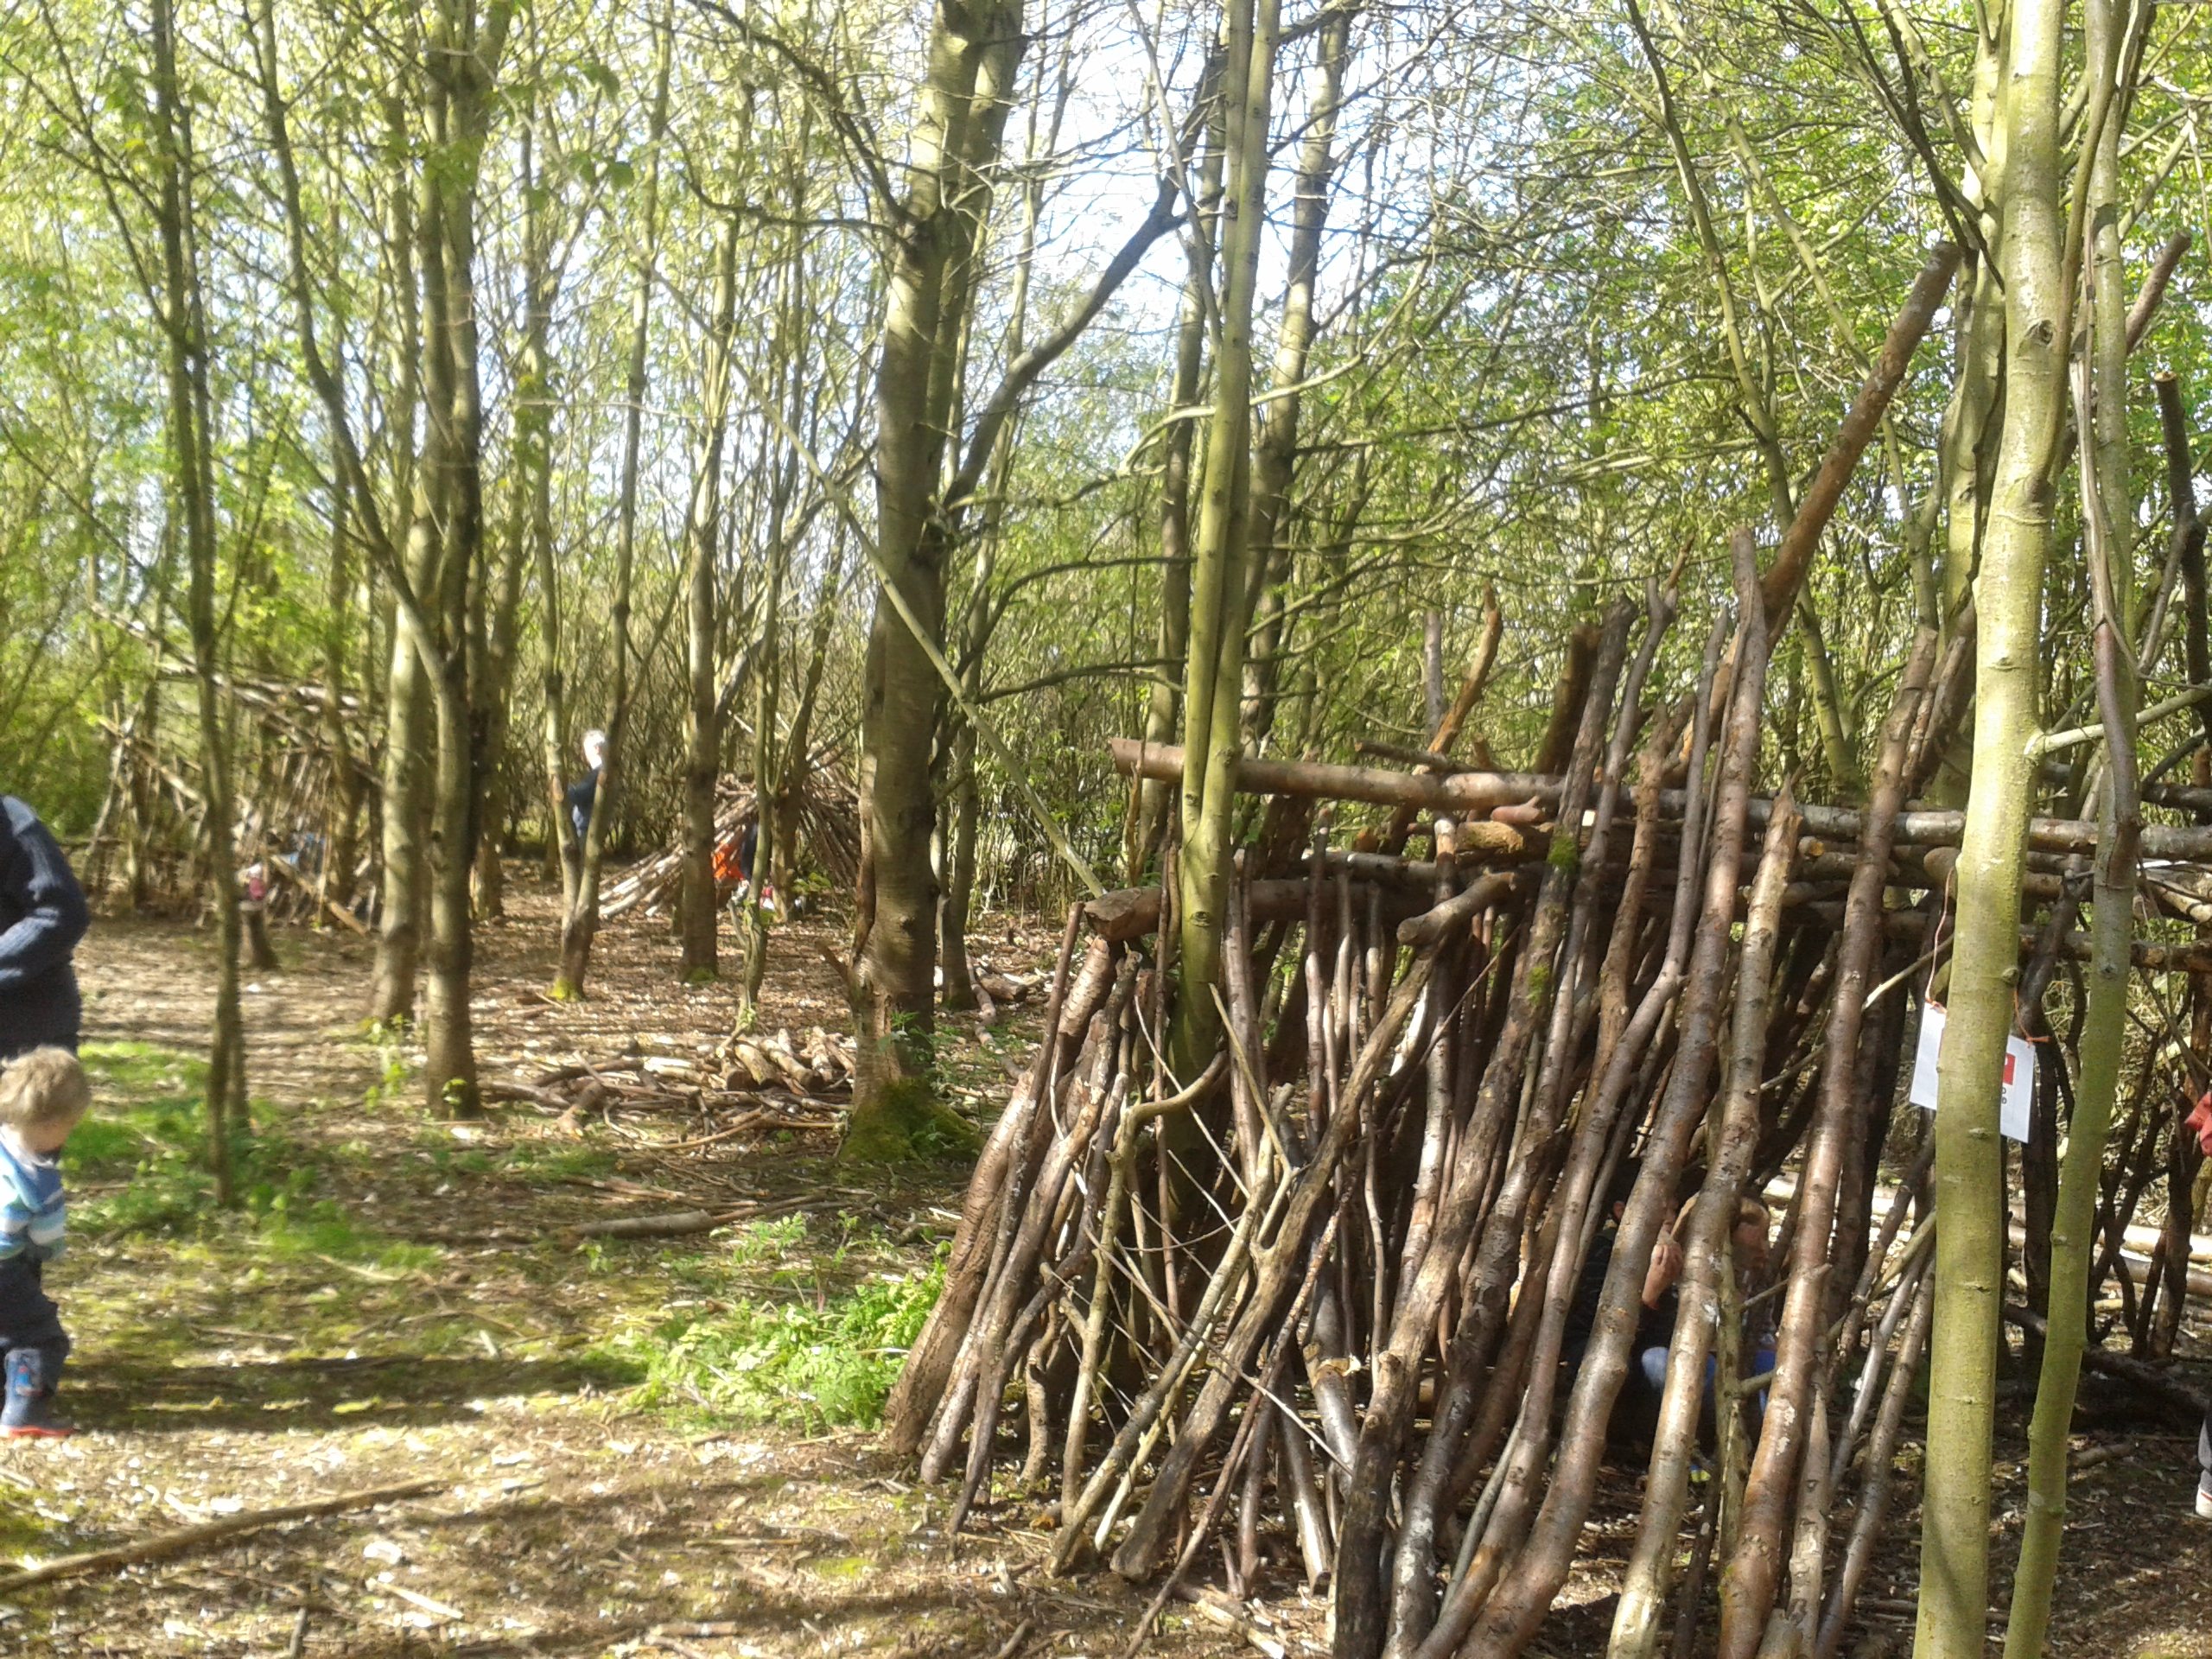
top-left (567, 729), bottom-right (608, 850)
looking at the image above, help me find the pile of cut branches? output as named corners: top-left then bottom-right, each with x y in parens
top-left (601, 766), bottom-right (861, 918)
top-left (892, 528), bottom-right (2212, 1659)
top-left (485, 1027), bottom-right (857, 1135)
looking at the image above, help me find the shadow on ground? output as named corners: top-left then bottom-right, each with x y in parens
top-left (66, 1352), bottom-right (647, 1433)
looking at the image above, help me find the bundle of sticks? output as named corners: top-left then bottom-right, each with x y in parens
top-left (886, 538), bottom-right (2210, 1659)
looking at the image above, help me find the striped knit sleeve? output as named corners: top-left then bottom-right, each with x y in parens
top-left (0, 1185), bottom-right (32, 1261)
top-left (24, 1186), bottom-right (63, 1261)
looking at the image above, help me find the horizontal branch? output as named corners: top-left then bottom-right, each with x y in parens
top-left (0, 1479), bottom-right (443, 1593)
top-left (1107, 738), bottom-right (1557, 814)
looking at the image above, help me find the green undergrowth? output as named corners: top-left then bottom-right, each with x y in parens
top-left (621, 1217), bottom-right (946, 1431)
top-left (63, 1034), bottom-right (952, 1436)
top-left (72, 1041), bottom-right (327, 1238)
top-left (840, 1074), bottom-right (981, 1163)
top-left (67, 1039), bottom-right (449, 1281)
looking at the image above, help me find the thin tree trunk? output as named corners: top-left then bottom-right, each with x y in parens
top-left (472, 111), bottom-right (535, 925)
top-left (150, 0), bottom-right (239, 1205)
top-left (1239, 4), bottom-right (1353, 753)
top-left (944, 73), bottom-right (1055, 1013)
top-left (1123, 52), bottom-right (1224, 887)
top-left (680, 210), bottom-right (742, 982)
top-left (555, 7), bottom-right (670, 998)
top-left (1710, 633), bottom-right (1936, 1659)
top-left (1916, 0), bottom-right (2063, 1644)
top-left (517, 96), bottom-right (566, 899)
top-left (1612, 798), bottom-right (1802, 1659)
top-left (370, 74), bottom-right (430, 1026)
top-left (1443, 531), bottom-right (1772, 1659)
top-left (2004, 53), bottom-right (2141, 1633)
top-left (320, 435), bottom-right (365, 916)
top-left (1171, 0), bottom-right (1279, 1080)
top-left (738, 158), bottom-right (814, 1027)
top-left (776, 531), bottom-right (848, 899)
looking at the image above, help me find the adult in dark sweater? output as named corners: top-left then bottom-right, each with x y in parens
top-left (567, 729), bottom-right (607, 850)
top-left (0, 798), bottom-right (88, 1061)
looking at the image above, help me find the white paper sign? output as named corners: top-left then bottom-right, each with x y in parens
top-left (1908, 1002), bottom-right (2034, 1142)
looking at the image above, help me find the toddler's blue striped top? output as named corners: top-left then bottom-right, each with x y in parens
top-left (0, 1134), bottom-right (65, 1262)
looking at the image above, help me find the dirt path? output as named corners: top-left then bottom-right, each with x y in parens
top-left (2, 882), bottom-right (1236, 1659)
top-left (3, 880), bottom-right (2207, 1659)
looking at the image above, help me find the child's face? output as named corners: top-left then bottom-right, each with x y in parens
top-left (1733, 1216), bottom-right (1772, 1278)
top-left (8, 1119), bottom-right (75, 1159)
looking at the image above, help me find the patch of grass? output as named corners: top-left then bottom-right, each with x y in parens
top-left (512, 1144), bottom-right (619, 1183)
top-left (69, 1039), bottom-right (344, 1243)
top-left (252, 1216), bottom-right (444, 1274)
top-left (632, 1246), bottom-right (944, 1431)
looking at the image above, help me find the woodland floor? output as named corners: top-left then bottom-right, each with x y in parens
top-left (0, 868), bottom-right (2206, 1659)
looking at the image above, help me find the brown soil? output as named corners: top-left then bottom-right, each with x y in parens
top-left (1, 873), bottom-right (2205, 1659)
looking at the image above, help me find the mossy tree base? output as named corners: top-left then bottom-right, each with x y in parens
top-left (839, 1076), bottom-right (979, 1164)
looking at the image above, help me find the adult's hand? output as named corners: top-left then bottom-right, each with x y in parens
top-left (2187, 1090), bottom-right (2212, 1158)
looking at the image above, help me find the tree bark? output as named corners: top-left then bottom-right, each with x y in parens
top-left (369, 74), bottom-right (430, 1027)
top-left (1447, 531), bottom-right (1771, 1659)
top-left (851, 0), bottom-right (1027, 1110)
top-left (517, 96), bottom-right (567, 899)
top-left (319, 421), bottom-right (365, 917)
top-left (1124, 52), bottom-right (1224, 886)
top-left (1713, 633), bottom-right (1935, 1659)
top-left (418, 0), bottom-right (510, 1116)
top-left (2005, 41), bottom-right (2139, 1636)
top-left (1238, 4), bottom-right (1354, 753)
top-left (150, 0), bottom-right (240, 1204)
top-left (1915, 0), bottom-right (2063, 1645)
top-left (680, 210), bottom-right (743, 982)
top-left (554, 7), bottom-right (669, 998)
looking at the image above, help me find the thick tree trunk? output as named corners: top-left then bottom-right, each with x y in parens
top-left (851, 0), bottom-right (1027, 1110)
top-left (418, 0), bottom-right (508, 1116)
top-left (1916, 0), bottom-right (2062, 1647)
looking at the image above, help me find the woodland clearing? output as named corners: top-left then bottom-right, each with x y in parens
top-left (0, 891), bottom-right (2198, 1659)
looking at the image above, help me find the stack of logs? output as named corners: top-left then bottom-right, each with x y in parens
top-left (885, 542), bottom-right (2212, 1659)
